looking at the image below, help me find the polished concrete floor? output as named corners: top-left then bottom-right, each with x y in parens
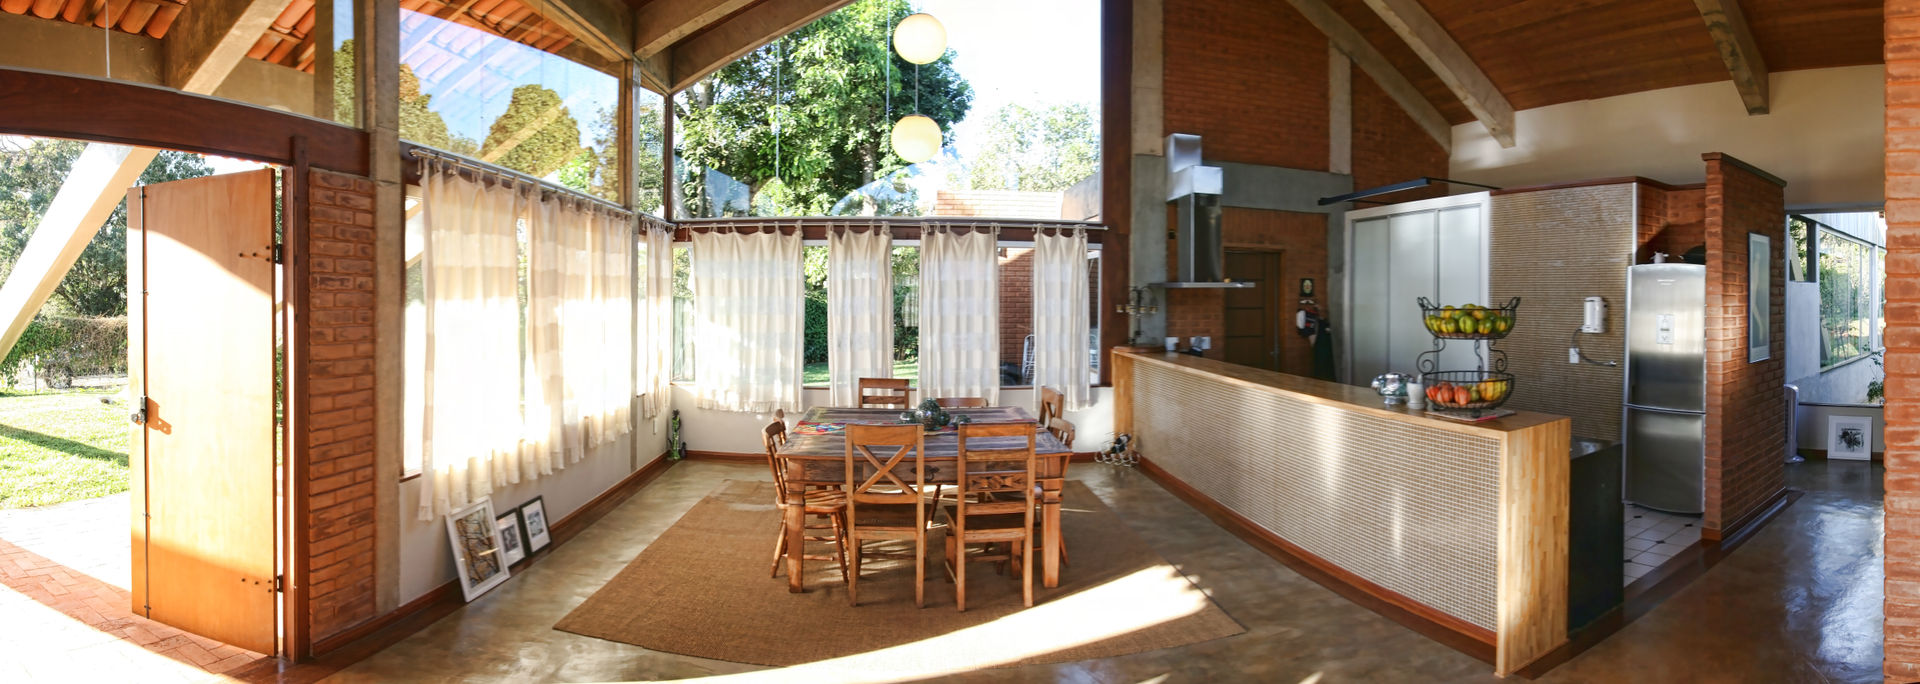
top-left (324, 458), bottom-right (1883, 683)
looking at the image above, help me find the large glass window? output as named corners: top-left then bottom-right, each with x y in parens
top-left (671, 245), bottom-right (694, 381)
top-left (636, 88), bottom-right (667, 215)
top-left (1787, 215), bottom-right (1814, 282)
top-left (1818, 225), bottom-right (1877, 368)
top-left (673, 0), bottom-right (1099, 219)
top-left (397, 5), bottom-right (621, 201)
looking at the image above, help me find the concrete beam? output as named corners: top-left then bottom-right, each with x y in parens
top-left (1283, 0), bottom-right (1452, 152)
top-left (1361, 0), bottom-right (1516, 147)
top-left (0, 145), bottom-right (158, 361)
top-left (635, 0), bottom-right (756, 58)
top-left (1693, 0), bottom-right (1770, 115)
top-left (669, 0), bottom-right (852, 92)
top-left (163, 0), bottom-right (296, 92)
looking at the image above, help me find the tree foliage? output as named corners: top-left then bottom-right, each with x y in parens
top-left (341, 40), bottom-right (478, 156)
top-left (966, 102), bottom-right (1099, 192)
top-left (0, 139), bottom-right (213, 317)
top-left (482, 84), bottom-right (583, 178)
top-left (675, 0), bottom-right (973, 216)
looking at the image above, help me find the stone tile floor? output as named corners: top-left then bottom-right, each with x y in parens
top-left (323, 458), bottom-right (1884, 683)
top-left (1623, 505), bottom-right (1704, 585)
top-left (0, 493), bottom-right (266, 682)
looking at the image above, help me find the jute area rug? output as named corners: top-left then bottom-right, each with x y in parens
top-left (554, 480), bottom-right (1244, 671)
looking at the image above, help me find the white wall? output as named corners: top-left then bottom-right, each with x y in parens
top-left (670, 383), bottom-right (1117, 455)
top-left (1450, 66), bottom-right (1885, 208)
top-left (397, 403), bottom-right (670, 603)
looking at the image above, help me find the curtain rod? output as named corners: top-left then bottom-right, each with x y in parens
top-left (674, 216), bottom-right (1104, 230)
top-left (408, 146), bottom-right (636, 218)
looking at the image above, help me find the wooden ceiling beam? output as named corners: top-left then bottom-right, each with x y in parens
top-left (1693, 0), bottom-right (1769, 115)
top-left (1360, 0), bottom-right (1515, 147)
top-left (1283, 0), bottom-right (1452, 153)
top-left (667, 0), bottom-right (852, 93)
top-left (162, 0), bottom-right (295, 92)
top-left (634, 0), bottom-right (756, 58)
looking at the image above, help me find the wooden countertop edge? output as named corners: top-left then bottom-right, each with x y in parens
top-left (1114, 351), bottom-right (1569, 438)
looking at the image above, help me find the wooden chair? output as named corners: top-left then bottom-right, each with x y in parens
top-left (764, 419), bottom-right (848, 581)
top-left (934, 397), bottom-right (988, 408)
top-left (843, 424), bottom-right (931, 607)
top-left (940, 422), bottom-right (1037, 611)
top-left (1036, 387), bottom-right (1075, 567)
top-left (857, 377), bottom-right (912, 409)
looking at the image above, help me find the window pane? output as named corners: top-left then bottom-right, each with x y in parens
top-left (1088, 245), bottom-right (1102, 383)
top-left (1878, 246), bottom-right (1888, 349)
top-left (892, 246), bottom-right (920, 381)
top-left (1786, 216), bottom-right (1813, 282)
top-left (1818, 225), bottom-right (1872, 368)
top-left (636, 88), bottom-right (667, 215)
top-left (327, 0), bottom-right (358, 126)
top-left (403, 191), bottom-right (424, 475)
top-left (803, 245), bottom-right (829, 386)
top-left (673, 0), bottom-right (1100, 219)
top-left (398, 5), bottom-right (620, 201)
top-left (672, 245), bottom-right (694, 381)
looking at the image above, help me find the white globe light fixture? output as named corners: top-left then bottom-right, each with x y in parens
top-left (892, 13), bottom-right (947, 64)
top-left (890, 115), bottom-right (941, 163)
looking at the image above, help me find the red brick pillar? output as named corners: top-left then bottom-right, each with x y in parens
top-left (1887, 2), bottom-right (1920, 679)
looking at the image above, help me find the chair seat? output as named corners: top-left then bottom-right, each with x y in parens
top-left (940, 505), bottom-right (1028, 533)
top-left (801, 489), bottom-right (847, 512)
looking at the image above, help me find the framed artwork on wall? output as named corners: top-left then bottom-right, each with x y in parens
top-left (496, 509), bottom-right (527, 566)
top-left (1748, 233), bottom-right (1771, 363)
top-left (445, 498), bottom-right (511, 602)
top-left (520, 496), bottom-right (553, 553)
top-left (1828, 415), bottom-right (1873, 461)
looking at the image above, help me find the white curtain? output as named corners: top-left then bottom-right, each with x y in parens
top-left (525, 197), bottom-right (634, 469)
top-left (691, 227), bottom-right (804, 412)
top-left (637, 218), bottom-right (674, 421)
top-left (919, 224), bottom-right (1000, 405)
top-left (418, 163), bottom-right (525, 520)
top-left (1033, 227), bottom-right (1092, 410)
top-left (828, 226), bottom-right (894, 407)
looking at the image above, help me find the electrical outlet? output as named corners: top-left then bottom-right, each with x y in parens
top-left (1569, 348), bottom-right (1581, 364)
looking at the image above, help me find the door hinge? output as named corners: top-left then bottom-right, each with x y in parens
top-left (273, 575), bottom-right (283, 593)
top-left (273, 244), bottom-right (284, 264)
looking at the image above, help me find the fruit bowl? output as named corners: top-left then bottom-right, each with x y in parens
top-left (1418, 297), bottom-right (1520, 340)
top-left (1421, 371), bottom-right (1515, 412)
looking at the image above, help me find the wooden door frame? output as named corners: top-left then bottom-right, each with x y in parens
top-left (1222, 246), bottom-right (1287, 371)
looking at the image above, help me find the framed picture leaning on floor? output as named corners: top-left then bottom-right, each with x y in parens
top-left (496, 508), bottom-right (527, 566)
top-left (1827, 415), bottom-right (1873, 461)
top-left (446, 498), bottom-right (511, 601)
top-left (520, 496), bottom-right (553, 553)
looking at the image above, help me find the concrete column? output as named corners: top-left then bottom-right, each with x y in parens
top-left (366, 0), bottom-right (404, 618)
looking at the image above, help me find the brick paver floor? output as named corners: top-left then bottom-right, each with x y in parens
top-left (0, 493), bottom-right (267, 682)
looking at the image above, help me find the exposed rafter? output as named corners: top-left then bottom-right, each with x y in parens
top-left (1360, 0), bottom-right (1515, 148)
top-left (1693, 0), bottom-right (1769, 115)
top-left (635, 0), bottom-right (757, 57)
top-left (668, 0), bottom-right (852, 93)
top-left (1282, 0), bottom-right (1452, 152)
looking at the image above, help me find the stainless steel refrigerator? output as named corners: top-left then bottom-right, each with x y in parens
top-left (1624, 263), bottom-right (1706, 514)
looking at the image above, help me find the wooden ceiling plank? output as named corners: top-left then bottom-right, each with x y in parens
top-left (1361, 0), bottom-right (1514, 147)
top-left (668, 0), bottom-right (852, 92)
top-left (1284, 0), bottom-right (1453, 152)
top-left (633, 0), bottom-right (755, 57)
top-left (1692, 0), bottom-right (1769, 115)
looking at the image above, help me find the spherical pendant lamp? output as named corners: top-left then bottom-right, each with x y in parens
top-left (890, 115), bottom-right (942, 164)
top-left (892, 13), bottom-right (947, 65)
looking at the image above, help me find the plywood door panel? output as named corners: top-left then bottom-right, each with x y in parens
top-left (130, 169), bottom-right (277, 655)
top-left (1349, 218), bottom-right (1390, 382)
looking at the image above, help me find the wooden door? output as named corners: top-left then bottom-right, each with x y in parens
top-left (1223, 250), bottom-right (1283, 370)
top-left (128, 170), bottom-right (277, 655)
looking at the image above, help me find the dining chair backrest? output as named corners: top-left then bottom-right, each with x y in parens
top-left (954, 422), bottom-right (1037, 518)
top-left (1039, 386), bottom-right (1066, 428)
top-left (844, 424), bottom-right (926, 506)
top-left (934, 397), bottom-right (988, 408)
top-left (762, 419), bottom-right (789, 506)
top-left (857, 377), bottom-right (912, 408)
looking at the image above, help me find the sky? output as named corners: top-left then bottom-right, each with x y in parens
top-left (916, 0), bottom-right (1103, 159)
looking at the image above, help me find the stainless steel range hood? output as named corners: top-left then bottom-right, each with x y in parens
top-left (1154, 134), bottom-right (1253, 289)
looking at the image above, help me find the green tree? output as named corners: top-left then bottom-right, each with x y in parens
top-left (967, 102), bottom-right (1099, 192)
top-left (675, 0), bottom-right (973, 216)
top-left (482, 84), bottom-right (582, 178)
top-left (0, 139), bottom-right (213, 316)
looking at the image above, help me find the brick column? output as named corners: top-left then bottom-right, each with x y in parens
top-left (1886, 2), bottom-right (1920, 679)
top-left (1699, 153), bottom-right (1787, 538)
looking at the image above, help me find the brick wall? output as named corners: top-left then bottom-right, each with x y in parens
top-left (1351, 71), bottom-right (1449, 202)
top-left (1162, 0), bottom-right (1327, 169)
top-left (305, 169), bottom-right (378, 640)
top-left (1699, 154), bottom-right (1786, 538)
top-left (1162, 207), bottom-right (1327, 375)
top-left (1636, 183), bottom-right (1706, 263)
top-left (1884, 3), bottom-right (1920, 677)
top-left (999, 248), bottom-right (1035, 374)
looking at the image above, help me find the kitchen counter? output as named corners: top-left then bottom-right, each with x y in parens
top-left (1112, 350), bottom-right (1572, 676)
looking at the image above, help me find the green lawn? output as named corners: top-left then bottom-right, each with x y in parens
top-left (0, 387), bottom-right (131, 509)
top-left (802, 360), bottom-right (919, 385)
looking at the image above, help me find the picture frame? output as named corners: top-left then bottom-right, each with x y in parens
top-left (1827, 415), bottom-right (1873, 461)
top-left (519, 496), bottom-right (553, 553)
top-left (1748, 232), bottom-right (1771, 363)
top-left (445, 498), bottom-right (511, 602)
top-left (496, 508), bottom-right (527, 567)
top-left (1299, 278), bottom-right (1314, 297)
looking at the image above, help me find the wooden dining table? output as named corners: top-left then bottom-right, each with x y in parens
top-left (775, 405), bottom-right (1073, 594)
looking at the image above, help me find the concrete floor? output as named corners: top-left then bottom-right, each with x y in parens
top-left (324, 458), bottom-right (1884, 683)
